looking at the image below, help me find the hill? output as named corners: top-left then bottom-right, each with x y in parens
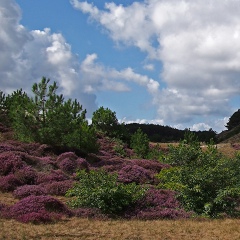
top-left (217, 124), bottom-right (240, 143)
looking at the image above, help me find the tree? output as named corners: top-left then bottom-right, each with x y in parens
top-left (0, 91), bottom-right (9, 125)
top-left (130, 128), bottom-right (149, 158)
top-left (6, 77), bottom-right (99, 152)
top-left (157, 135), bottom-right (240, 217)
top-left (92, 106), bottom-right (120, 137)
top-left (6, 89), bottom-right (37, 141)
top-left (225, 109), bottom-right (240, 130)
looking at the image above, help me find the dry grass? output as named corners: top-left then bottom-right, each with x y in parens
top-left (1, 217), bottom-right (240, 240)
top-left (1, 193), bottom-right (240, 240)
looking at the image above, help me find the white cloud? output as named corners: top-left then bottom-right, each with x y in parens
top-left (72, 0), bottom-right (240, 131)
top-left (80, 53), bottom-right (160, 96)
top-left (143, 64), bottom-right (155, 71)
top-left (120, 117), bottom-right (164, 125)
top-left (0, 0), bottom-right (160, 118)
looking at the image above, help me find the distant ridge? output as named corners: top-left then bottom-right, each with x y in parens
top-left (217, 124), bottom-right (240, 143)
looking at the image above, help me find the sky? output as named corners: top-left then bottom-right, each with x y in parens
top-left (1, 0), bottom-right (240, 133)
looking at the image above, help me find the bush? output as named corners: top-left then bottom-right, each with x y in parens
top-left (157, 135), bottom-right (240, 217)
top-left (43, 180), bottom-right (74, 196)
top-left (57, 152), bottom-right (89, 174)
top-left (3, 195), bottom-right (72, 223)
top-left (14, 166), bottom-right (37, 185)
top-left (66, 169), bottom-right (147, 215)
top-left (36, 170), bottom-right (69, 184)
top-left (117, 164), bottom-right (153, 184)
top-left (124, 188), bottom-right (190, 220)
top-left (0, 174), bottom-right (23, 192)
top-left (13, 185), bottom-right (47, 199)
top-left (130, 128), bottom-right (149, 158)
top-left (0, 152), bottom-right (26, 176)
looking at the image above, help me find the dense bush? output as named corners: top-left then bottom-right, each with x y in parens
top-left (14, 166), bottom-right (37, 185)
top-left (124, 188), bottom-right (190, 220)
top-left (57, 152), bottom-right (89, 174)
top-left (36, 170), bottom-right (69, 184)
top-left (157, 134), bottom-right (240, 217)
top-left (13, 185), bottom-right (47, 199)
top-left (117, 164), bottom-right (153, 184)
top-left (42, 180), bottom-right (74, 196)
top-left (0, 174), bottom-right (23, 192)
top-left (130, 128), bottom-right (149, 158)
top-left (66, 169), bottom-right (147, 215)
top-left (2, 195), bottom-right (72, 223)
top-left (0, 152), bottom-right (26, 176)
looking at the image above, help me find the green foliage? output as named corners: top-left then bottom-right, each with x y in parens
top-left (5, 77), bottom-right (99, 153)
top-left (6, 89), bottom-right (37, 141)
top-left (225, 109), bottom-right (240, 130)
top-left (0, 90), bottom-right (9, 125)
top-left (92, 106), bottom-right (119, 136)
top-left (130, 128), bottom-right (149, 158)
top-left (113, 138), bottom-right (127, 157)
top-left (160, 132), bottom-right (201, 166)
top-left (157, 133), bottom-right (240, 217)
top-left (66, 169), bottom-right (146, 215)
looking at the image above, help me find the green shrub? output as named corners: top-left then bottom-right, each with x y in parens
top-left (157, 134), bottom-right (240, 217)
top-left (130, 128), bottom-right (149, 158)
top-left (66, 169), bottom-right (146, 215)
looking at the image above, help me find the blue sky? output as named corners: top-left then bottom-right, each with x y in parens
top-left (1, 0), bottom-right (240, 132)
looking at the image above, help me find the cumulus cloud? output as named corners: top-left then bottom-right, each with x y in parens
top-left (0, 0), bottom-right (159, 117)
top-left (71, 0), bottom-right (240, 130)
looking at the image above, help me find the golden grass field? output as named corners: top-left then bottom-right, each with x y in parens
top-left (1, 214), bottom-right (240, 240)
top-left (1, 143), bottom-right (240, 240)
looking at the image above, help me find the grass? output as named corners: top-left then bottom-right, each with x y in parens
top-left (1, 217), bottom-right (240, 239)
top-left (1, 193), bottom-right (240, 239)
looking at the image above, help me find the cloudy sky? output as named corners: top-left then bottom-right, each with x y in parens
top-left (1, 0), bottom-right (240, 132)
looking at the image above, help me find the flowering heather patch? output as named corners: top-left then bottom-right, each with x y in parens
top-left (36, 169), bottom-right (69, 184)
top-left (76, 158), bottom-right (90, 170)
top-left (57, 152), bottom-right (78, 163)
top-left (0, 174), bottom-right (23, 192)
top-left (73, 207), bottom-right (109, 220)
top-left (124, 188), bottom-right (190, 220)
top-left (0, 152), bottom-right (26, 176)
top-left (58, 158), bottom-right (77, 174)
top-left (56, 152), bottom-right (90, 174)
top-left (117, 164), bottom-right (153, 184)
top-left (0, 142), bottom-right (23, 153)
top-left (91, 157), bottom-right (126, 172)
top-left (37, 156), bottom-right (57, 171)
top-left (42, 180), bottom-right (75, 196)
top-left (13, 185), bottom-right (47, 199)
top-left (14, 166), bottom-right (37, 185)
top-left (23, 143), bottom-right (53, 157)
top-left (3, 195), bottom-right (72, 223)
top-left (130, 159), bottom-right (170, 173)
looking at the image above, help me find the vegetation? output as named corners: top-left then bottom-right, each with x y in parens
top-left (130, 128), bottom-right (150, 158)
top-left (157, 132), bottom-right (240, 217)
top-left (1, 77), bottom-right (240, 237)
top-left (3, 77), bottom-right (99, 153)
top-left (66, 169), bottom-right (146, 215)
top-left (126, 123), bottom-right (217, 143)
top-left (225, 109), bottom-right (240, 131)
